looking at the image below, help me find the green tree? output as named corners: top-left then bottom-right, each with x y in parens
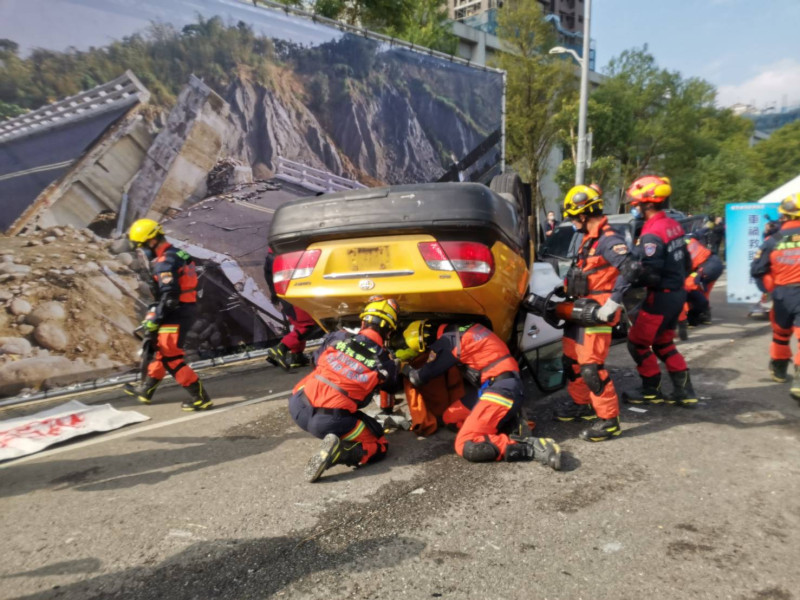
top-left (753, 120), bottom-right (800, 191)
top-left (0, 100), bottom-right (26, 120)
top-left (495, 0), bottom-right (576, 217)
top-left (383, 0), bottom-right (457, 55)
top-left (693, 136), bottom-right (765, 215)
top-left (556, 47), bottom-right (760, 215)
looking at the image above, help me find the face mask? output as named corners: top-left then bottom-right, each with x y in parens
top-left (631, 206), bottom-right (642, 219)
top-left (141, 246), bottom-right (155, 260)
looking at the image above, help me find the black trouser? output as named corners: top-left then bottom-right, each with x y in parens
top-left (288, 390), bottom-right (387, 463)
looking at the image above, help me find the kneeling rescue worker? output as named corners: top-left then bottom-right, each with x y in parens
top-left (263, 247), bottom-right (321, 371)
top-left (751, 193), bottom-right (800, 404)
top-left (553, 185), bottom-right (641, 441)
top-left (401, 320), bottom-right (561, 470)
top-left (623, 175), bottom-right (697, 407)
top-left (124, 219), bottom-right (212, 411)
top-left (677, 233), bottom-right (724, 340)
top-left (290, 297), bottom-right (401, 482)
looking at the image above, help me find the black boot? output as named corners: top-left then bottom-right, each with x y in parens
top-left (181, 380), bottom-right (213, 411)
top-left (288, 352), bottom-right (310, 368)
top-left (770, 359), bottom-right (790, 383)
top-left (790, 366), bottom-right (800, 401)
top-left (552, 400), bottom-right (597, 422)
top-left (505, 437), bottom-right (562, 470)
top-left (266, 343), bottom-right (291, 371)
top-left (677, 319), bottom-right (689, 341)
top-left (123, 377), bottom-right (160, 404)
top-left (622, 375), bottom-right (664, 405)
top-left (579, 416), bottom-right (621, 442)
top-left (305, 434), bottom-right (364, 483)
top-left (665, 370), bottom-right (697, 407)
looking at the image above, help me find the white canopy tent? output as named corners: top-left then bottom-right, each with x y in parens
top-left (757, 173), bottom-right (800, 204)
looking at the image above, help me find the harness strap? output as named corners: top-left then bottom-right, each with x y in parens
top-left (314, 374), bottom-right (359, 402)
top-left (480, 354), bottom-right (513, 373)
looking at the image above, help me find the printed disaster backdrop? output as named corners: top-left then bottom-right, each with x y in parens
top-left (0, 0), bottom-right (504, 397)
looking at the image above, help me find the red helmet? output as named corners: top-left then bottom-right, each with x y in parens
top-left (626, 175), bottom-right (672, 206)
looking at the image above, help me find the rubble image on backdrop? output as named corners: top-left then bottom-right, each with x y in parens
top-left (0, 0), bottom-right (505, 398)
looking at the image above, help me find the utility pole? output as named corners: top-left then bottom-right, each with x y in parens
top-left (575, 0), bottom-right (592, 186)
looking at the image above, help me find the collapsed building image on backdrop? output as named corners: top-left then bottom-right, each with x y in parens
top-left (0, 2), bottom-right (506, 397)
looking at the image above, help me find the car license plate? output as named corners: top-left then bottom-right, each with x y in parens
top-left (347, 245), bottom-right (390, 272)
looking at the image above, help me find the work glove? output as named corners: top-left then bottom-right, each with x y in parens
top-left (402, 364), bottom-right (422, 388)
top-left (691, 272), bottom-right (706, 292)
top-left (552, 285), bottom-right (567, 298)
top-left (142, 304), bottom-right (160, 334)
top-left (395, 346), bottom-right (420, 362)
top-left (596, 298), bottom-right (623, 322)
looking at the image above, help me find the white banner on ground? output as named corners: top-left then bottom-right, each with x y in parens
top-left (0, 400), bottom-right (149, 462)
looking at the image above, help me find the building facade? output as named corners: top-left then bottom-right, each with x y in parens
top-left (449, 0), bottom-right (502, 21)
top-left (448, 0), bottom-right (585, 32)
top-left (536, 0), bottom-right (585, 33)
top-left (448, 0), bottom-right (594, 70)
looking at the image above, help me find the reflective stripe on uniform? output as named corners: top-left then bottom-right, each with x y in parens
top-left (158, 326), bottom-right (179, 333)
top-left (343, 421), bottom-right (366, 441)
top-left (480, 392), bottom-right (514, 409)
top-left (585, 326), bottom-right (612, 334)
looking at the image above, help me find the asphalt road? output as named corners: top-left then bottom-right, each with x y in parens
top-left (1, 283), bottom-right (799, 600)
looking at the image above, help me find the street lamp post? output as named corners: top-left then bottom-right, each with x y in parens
top-left (549, 0), bottom-right (592, 186)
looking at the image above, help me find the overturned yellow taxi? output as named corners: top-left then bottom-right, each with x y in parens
top-left (268, 182), bottom-right (530, 342)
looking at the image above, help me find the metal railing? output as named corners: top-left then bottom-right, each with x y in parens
top-left (275, 156), bottom-right (367, 193)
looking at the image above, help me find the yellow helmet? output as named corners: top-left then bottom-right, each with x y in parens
top-left (778, 193), bottom-right (800, 219)
top-left (563, 185), bottom-right (603, 218)
top-left (359, 297), bottom-right (399, 331)
top-left (402, 319), bottom-right (433, 354)
top-left (129, 218), bottom-right (164, 246)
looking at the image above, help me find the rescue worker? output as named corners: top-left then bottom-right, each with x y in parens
top-left (552, 185), bottom-right (641, 441)
top-left (395, 343), bottom-right (465, 437)
top-left (677, 233), bottom-right (724, 340)
top-left (748, 219), bottom-right (781, 320)
top-left (623, 175), bottom-right (697, 407)
top-left (400, 320), bottom-right (561, 469)
top-left (263, 247), bottom-right (322, 370)
top-left (291, 297), bottom-right (401, 482)
top-left (750, 193), bottom-right (800, 403)
top-left (123, 219), bottom-right (212, 411)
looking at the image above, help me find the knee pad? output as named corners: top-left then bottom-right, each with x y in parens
top-left (462, 440), bottom-right (499, 463)
top-left (579, 363), bottom-right (606, 394)
top-left (627, 340), bottom-right (648, 365)
top-left (364, 442), bottom-right (386, 465)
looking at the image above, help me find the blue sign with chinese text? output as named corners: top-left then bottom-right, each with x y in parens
top-left (725, 203), bottom-right (780, 303)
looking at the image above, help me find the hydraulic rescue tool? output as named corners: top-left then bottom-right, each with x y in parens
top-left (522, 289), bottom-right (608, 329)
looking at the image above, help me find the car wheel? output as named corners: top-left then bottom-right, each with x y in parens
top-left (490, 172), bottom-right (528, 254)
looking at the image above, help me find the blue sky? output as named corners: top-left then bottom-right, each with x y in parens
top-left (592, 0), bottom-right (800, 110)
top-left (1, 0), bottom-right (797, 111)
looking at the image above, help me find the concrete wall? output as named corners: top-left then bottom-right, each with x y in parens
top-left (37, 118), bottom-right (154, 229)
top-left (127, 76), bottom-right (233, 224)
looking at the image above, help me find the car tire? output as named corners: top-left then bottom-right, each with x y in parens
top-left (490, 172), bottom-right (529, 258)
